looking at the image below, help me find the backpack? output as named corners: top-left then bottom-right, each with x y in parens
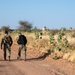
top-left (17, 35), bottom-right (27, 45)
top-left (4, 35), bottom-right (13, 46)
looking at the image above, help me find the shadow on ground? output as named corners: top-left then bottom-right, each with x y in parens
top-left (27, 52), bottom-right (50, 61)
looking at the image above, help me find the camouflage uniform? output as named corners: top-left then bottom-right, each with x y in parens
top-left (1, 34), bottom-right (13, 61)
top-left (17, 44), bottom-right (26, 61)
top-left (17, 33), bottom-right (27, 61)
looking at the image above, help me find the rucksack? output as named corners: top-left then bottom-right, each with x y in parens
top-left (17, 35), bottom-right (27, 45)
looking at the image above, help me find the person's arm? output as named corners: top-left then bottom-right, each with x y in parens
top-left (9, 36), bottom-right (13, 46)
top-left (1, 38), bottom-right (4, 49)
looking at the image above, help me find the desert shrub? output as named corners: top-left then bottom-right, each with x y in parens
top-left (1, 25), bottom-right (10, 31)
top-left (18, 20), bottom-right (32, 31)
top-left (35, 32), bottom-right (39, 40)
top-left (49, 34), bottom-right (55, 45)
top-left (50, 29), bottom-right (59, 35)
top-left (39, 32), bottom-right (43, 39)
top-left (72, 31), bottom-right (75, 37)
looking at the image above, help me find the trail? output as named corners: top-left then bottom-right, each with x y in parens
top-left (0, 45), bottom-right (75, 75)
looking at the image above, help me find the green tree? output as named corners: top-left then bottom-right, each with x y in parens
top-left (18, 21), bottom-right (32, 31)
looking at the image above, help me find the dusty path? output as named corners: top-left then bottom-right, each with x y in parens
top-left (0, 45), bottom-right (75, 75)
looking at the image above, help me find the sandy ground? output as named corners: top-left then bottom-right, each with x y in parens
top-left (0, 44), bottom-right (75, 75)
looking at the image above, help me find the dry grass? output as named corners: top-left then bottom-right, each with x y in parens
top-left (63, 52), bottom-right (71, 60)
top-left (63, 50), bottom-right (75, 63)
top-left (68, 51), bottom-right (75, 62)
top-left (0, 31), bottom-right (75, 63)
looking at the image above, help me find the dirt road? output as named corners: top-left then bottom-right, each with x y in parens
top-left (0, 45), bottom-right (75, 75)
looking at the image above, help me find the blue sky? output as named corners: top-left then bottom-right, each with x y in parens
top-left (0, 0), bottom-right (75, 29)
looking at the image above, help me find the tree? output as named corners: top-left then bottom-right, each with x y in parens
top-left (70, 27), bottom-right (72, 30)
top-left (18, 21), bottom-right (32, 31)
top-left (1, 25), bottom-right (10, 31)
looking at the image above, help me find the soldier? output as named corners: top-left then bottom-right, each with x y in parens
top-left (1, 31), bottom-right (13, 61)
top-left (17, 32), bottom-right (27, 61)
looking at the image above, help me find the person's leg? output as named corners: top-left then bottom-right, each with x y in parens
top-left (23, 45), bottom-right (26, 61)
top-left (3, 47), bottom-right (6, 60)
top-left (17, 45), bottom-right (23, 60)
top-left (7, 46), bottom-right (11, 61)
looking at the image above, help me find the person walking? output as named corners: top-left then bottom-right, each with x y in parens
top-left (17, 32), bottom-right (27, 61)
top-left (1, 31), bottom-right (13, 61)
